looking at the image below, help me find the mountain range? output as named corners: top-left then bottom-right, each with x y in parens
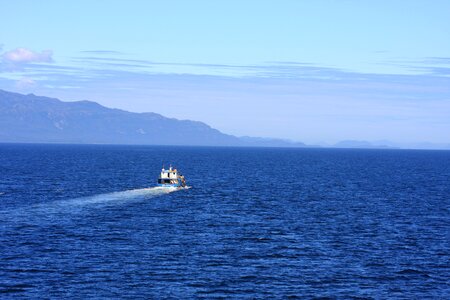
top-left (0, 89), bottom-right (307, 147)
top-left (1, 89), bottom-right (448, 149)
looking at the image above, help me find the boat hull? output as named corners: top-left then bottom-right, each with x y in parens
top-left (157, 183), bottom-right (183, 188)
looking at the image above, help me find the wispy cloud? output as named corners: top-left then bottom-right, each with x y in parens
top-left (15, 77), bottom-right (36, 89)
top-left (80, 50), bottom-right (126, 55)
top-left (70, 52), bottom-right (450, 81)
top-left (424, 57), bottom-right (450, 65)
top-left (2, 49), bottom-right (450, 89)
top-left (379, 57), bottom-right (450, 77)
top-left (2, 47), bottom-right (53, 64)
top-left (0, 47), bottom-right (55, 89)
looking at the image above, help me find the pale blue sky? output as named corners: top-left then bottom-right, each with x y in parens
top-left (1, 0), bottom-right (449, 145)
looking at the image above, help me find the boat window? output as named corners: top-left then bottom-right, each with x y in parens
top-left (158, 179), bottom-right (172, 184)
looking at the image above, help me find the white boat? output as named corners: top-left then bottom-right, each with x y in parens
top-left (157, 166), bottom-right (187, 188)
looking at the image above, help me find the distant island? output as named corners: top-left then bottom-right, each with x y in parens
top-left (0, 89), bottom-right (448, 150)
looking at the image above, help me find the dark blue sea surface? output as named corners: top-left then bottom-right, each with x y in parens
top-left (0, 144), bottom-right (449, 298)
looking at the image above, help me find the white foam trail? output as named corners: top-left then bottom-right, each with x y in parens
top-left (0, 186), bottom-right (190, 220)
top-left (67, 186), bottom-right (181, 206)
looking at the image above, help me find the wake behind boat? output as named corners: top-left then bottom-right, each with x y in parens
top-left (157, 166), bottom-right (187, 188)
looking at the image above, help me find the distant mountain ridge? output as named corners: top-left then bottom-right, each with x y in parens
top-left (1, 90), bottom-right (448, 149)
top-left (332, 140), bottom-right (450, 150)
top-left (0, 89), bottom-right (306, 147)
top-left (333, 140), bottom-right (396, 149)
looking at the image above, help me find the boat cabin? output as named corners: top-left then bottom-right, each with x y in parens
top-left (157, 166), bottom-right (186, 187)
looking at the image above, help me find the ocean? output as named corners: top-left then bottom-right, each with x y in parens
top-left (0, 144), bottom-right (449, 298)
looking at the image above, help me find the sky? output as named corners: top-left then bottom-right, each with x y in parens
top-left (1, 0), bottom-right (449, 146)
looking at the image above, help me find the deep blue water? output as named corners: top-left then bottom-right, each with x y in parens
top-left (0, 144), bottom-right (449, 298)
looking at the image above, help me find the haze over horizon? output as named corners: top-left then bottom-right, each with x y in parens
top-left (1, 0), bottom-right (449, 146)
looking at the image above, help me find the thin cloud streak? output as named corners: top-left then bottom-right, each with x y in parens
top-left (70, 53), bottom-right (450, 80)
top-left (80, 50), bottom-right (126, 55)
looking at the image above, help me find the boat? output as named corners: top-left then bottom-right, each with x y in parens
top-left (157, 166), bottom-right (187, 188)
